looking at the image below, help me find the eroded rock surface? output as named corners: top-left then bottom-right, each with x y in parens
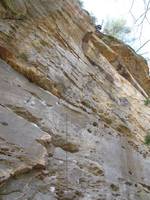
top-left (0, 0), bottom-right (150, 199)
top-left (98, 32), bottom-right (150, 96)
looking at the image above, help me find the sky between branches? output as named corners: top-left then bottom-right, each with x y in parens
top-left (82, 0), bottom-right (150, 60)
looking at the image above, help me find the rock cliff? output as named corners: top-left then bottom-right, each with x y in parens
top-left (0, 0), bottom-right (150, 199)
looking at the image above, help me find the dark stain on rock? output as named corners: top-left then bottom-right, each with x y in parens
top-left (93, 121), bottom-right (98, 127)
top-left (6, 105), bottom-right (42, 124)
top-left (116, 124), bottom-right (132, 137)
top-left (110, 184), bottom-right (119, 192)
top-left (119, 97), bottom-right (129, 107)
top-left (0, 45), bottom-right (13, 61)
top-left (0, 121), bottom-right (8, 126)
top-left (99, 114), bottom-right (112, 125)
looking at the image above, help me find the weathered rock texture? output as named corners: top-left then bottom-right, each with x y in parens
top-left (0, 0), bottom-right (150, 199)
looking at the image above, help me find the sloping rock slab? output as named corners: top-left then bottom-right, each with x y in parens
top-left (0, 105), bottom-right (50, 185)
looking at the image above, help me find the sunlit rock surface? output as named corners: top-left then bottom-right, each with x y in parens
top-left (0, 0), bottom-right (150, 199)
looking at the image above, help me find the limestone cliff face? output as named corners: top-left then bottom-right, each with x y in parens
top-left (0, 1), bottom-right (150, 199)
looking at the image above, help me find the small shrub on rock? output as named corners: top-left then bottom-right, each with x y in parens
top-left (144, 133), bottom-right (150, 145)
top-left (144, 97), bottom-right (150, 106)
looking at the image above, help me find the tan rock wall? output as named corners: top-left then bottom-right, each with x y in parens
top-left (0, 1), bottom-right (150, 199)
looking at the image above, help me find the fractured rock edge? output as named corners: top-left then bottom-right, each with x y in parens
top-left (0, 104), bottom-right (52, 187)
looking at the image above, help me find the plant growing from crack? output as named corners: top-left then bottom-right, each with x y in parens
top-left (144, 132), bottom-right (150, 145)
top-left (144, 97), bottom-right (150, 106)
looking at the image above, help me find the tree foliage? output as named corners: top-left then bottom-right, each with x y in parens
top-left (103, 18), bottom-right (132, 42)
top-left (76, 0), bottom-right (83, 7)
